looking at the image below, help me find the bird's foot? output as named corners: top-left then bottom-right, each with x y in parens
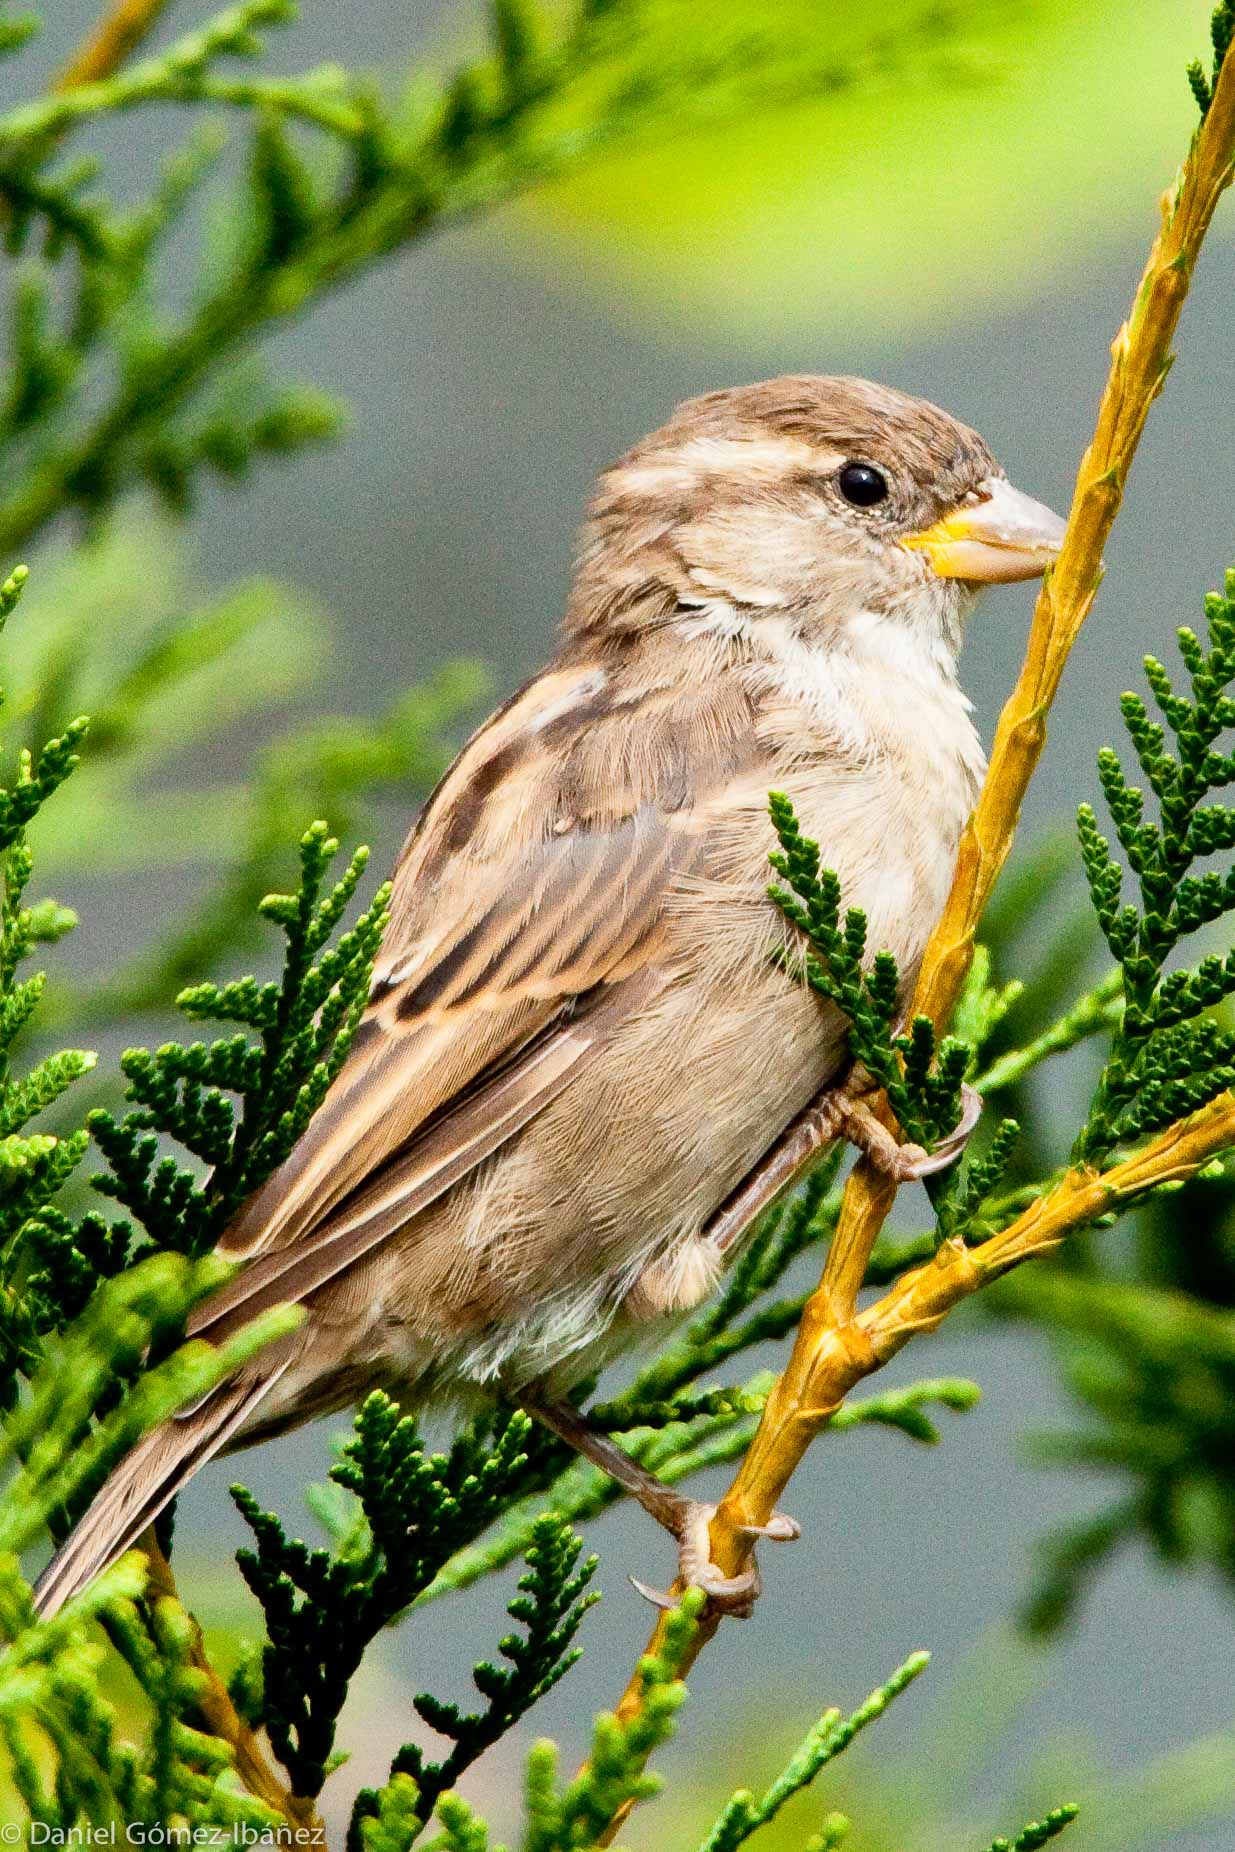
top-left (834, 1079), bottom-right (982, 1182)
top-left (520, 1399), bottom-right (800, 1618)
top-left (630, 1500), bottom-right (801, 1620)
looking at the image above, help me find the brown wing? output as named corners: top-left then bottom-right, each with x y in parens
top-left (34, 654), bottom-right (761, 1614)
top-left (193, 657), bottom-right (750, 1338)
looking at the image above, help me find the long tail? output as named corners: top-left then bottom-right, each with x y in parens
top-left (33, 1366), bottom-right (289, 1621)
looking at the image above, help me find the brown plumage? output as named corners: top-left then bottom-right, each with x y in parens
top-left (36, 376), bottom-right (1064, 1618)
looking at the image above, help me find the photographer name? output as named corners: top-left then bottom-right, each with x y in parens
top-left (12, 1827), bottom-right (326, 1847)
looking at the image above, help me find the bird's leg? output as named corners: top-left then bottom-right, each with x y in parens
top-left (704, 1076), bottom-right (982, 1258)
top-left (520, 1394), bottom-right (799, 1618)
top-left (521, 1079), bottom-right (980, 1613)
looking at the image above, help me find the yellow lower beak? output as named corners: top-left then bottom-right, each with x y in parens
top-left (902, 475), bottom-right (1066, 583)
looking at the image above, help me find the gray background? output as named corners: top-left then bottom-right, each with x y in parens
top-left (17, 2), bottom-right (1235, 1845)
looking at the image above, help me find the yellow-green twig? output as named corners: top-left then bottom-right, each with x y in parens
top-left (54, 0), bottom-right (171, 90)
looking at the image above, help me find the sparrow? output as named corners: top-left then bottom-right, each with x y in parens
top-left (36, 375), bottom-right (1064, 1620)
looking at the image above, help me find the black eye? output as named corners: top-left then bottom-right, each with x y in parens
top-left (838, 462), bottom-right (889, 508)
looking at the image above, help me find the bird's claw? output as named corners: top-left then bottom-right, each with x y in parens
top-left (748, 1511), bottom-right (802, 1543)
top-left (892, 1081), bottom-right (983, 1180)
top-left (630, 1500), bottom-right (800, 1619)
top-left (630, 1563), bottom-right (762, 1620)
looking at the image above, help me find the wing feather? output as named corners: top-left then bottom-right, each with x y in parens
top-left (189, 977), bottom-right (654, 1342)
top-left (215, 659), bottom-right (732, 1279)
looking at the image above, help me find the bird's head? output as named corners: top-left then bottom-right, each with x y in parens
top-left (565, 375), bottom-right (1064, 663)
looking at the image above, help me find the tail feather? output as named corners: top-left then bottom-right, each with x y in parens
top-left (33, 1366), bottom-right (289, 1620)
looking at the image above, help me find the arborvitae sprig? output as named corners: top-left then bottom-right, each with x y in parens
top-left (352, 1600), bottom-right (702, 1852)
top-left (1077, 572), bottom-right (1235, 1162)
top-left (231, 1392), bottom-right (557, 1799)
top-left (355, 1777), bottom-right (427, 1852)
top-left (1187, 0), bottom-right (1234, 114)
top-left (695, 1652), bottom-right (929, 1852)
top-left (980, 1805), bottom-right (1080, 1852)
top-left (933, 1117), bottom-right (1022, 1243)
top-left (0, 1257), bottom-right (295, 1841)
top-left (767, 791), bottom-right (969, 1151)
top-left (352, 1515), bottom-right (599, 1840)
top-left (88, 821), bottom-right (390, 1256)
top-left (9, 1253), bottom-right (300, 1556)
top-left (0, 562), bottom-right (121, 1406)
top-left (518, 1591), bottom-right (700, 1852)
top-left (351, 1636), bottom-right (1077, 1852)
top-left (0, 1548), bottom-right (281, 1842)
top-left (0, 1), bottom-right (956, 561)
top-left (766, 792), bottom-right (1026, 1259)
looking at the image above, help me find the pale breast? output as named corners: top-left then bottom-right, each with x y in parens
top-left (671, 627), bottom-right (983, 1001)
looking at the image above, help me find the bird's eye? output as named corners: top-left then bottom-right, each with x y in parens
top-left (837, 462), bottom-right (889, 508)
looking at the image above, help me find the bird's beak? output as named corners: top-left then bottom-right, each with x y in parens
top-left (901, 476), bottom-right (1066, 584)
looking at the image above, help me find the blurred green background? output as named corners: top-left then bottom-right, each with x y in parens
top-left (11, 1), bottom-right (1235, 1845)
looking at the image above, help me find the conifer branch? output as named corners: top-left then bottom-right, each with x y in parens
top-left (974, 966), bottom-right (1123, 1095)
top-left (598, 14), bottom-right (1235, 1806)
top-left (139, 1534), bottom-right (321, 1834)
top-left (692, 1650), bottom-right (930, 1852)
top-left (981, 1805), bottom-right (1080, 1852)
top-left (0, 0), bottom-right (966, 564)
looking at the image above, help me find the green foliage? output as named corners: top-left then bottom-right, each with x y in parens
top-left (694, 1652), bottom-right (930, 1852)
top-left (231, 1393), bottom-right (559, 1800)
top-left (89, 823), bottom-right (390, 1257)
top-left (233, 1512), bottom-right (690, 1844)
top-left (1077, 573), bottom-right (1235, 1161)
top-left (1188, 0), bottom-right (1235, 113)
top-left (355, 1514), bottom-right (599, 1839)
top-left (0, 562), bottom-right (107, 1409)
top-left (767, 791), bottom-right (968, 1150)
top-left (351, 1634), bottom-right (1078, 1852)
top-left (980, 1806), bottom-right (1079, 1852)
top-left (653, 1631), bottom-right (1235, 1852)
top-left (765, 791), bottom-right (1035, 1248)
top-left (249, 1372), bottom-right (962, 1842)
top-left (3, 1249), bottom-right (295, 1561)
top-left (0, 0), bottom-right (935, 563)
top-left (351, 1592), bottom-right (695, 1851)
top-left (0, 1254), bottom-right (296, 1842)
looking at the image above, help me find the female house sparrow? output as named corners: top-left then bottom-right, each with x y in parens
top-left (37, 376), bottom-right (1064, 1619)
